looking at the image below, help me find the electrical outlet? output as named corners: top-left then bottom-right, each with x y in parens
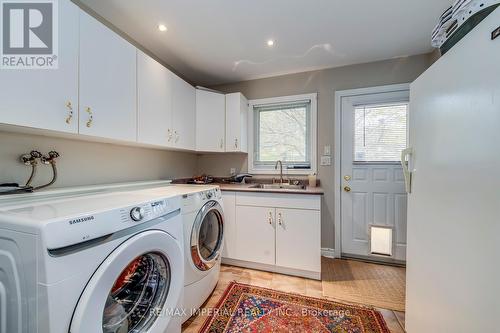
top-left (230, 168), bottom-right (236, 175)
top-left (320, 156), bottom-right (332, 166)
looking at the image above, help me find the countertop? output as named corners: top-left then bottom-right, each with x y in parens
top-left (214, 182), bottom-right (324, 195)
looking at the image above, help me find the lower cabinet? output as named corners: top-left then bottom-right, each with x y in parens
top-left (235, 205), bottom-right (276, 265)
top-left (221, 192), bottom-right (236, 259)
top-left (222, 191), bottom-right (321, 279)
top-left (275, 208), bottom-right (321, 272)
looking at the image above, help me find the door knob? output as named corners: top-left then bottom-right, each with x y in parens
top-left (344, 186), bottom-right (351, 192)
top-left (344, 175), bottom-right (351, 181)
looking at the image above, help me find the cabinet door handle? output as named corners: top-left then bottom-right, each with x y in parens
top-left (174, 130), bottom-right (179, 143)
top-left (167, 129), bottom-right (172, 142)
top-left (278, 212), bottom-right (282, 226)
top-left (85, 107), bottom-right (93, 128)
top-left (234, 138), bottom-right (238, 149)
top-left (220, 138), bottom-right (224, 149)
top-left (65, 101), bottom-right (73, 124)
top-left (268, 212), bottom-right (273, 225)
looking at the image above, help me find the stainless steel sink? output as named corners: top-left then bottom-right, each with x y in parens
top-left (251, 184), bottom-right (307, 190)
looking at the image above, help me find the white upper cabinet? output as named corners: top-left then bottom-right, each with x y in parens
top-left (225, 93), bottom-right (248, 153)
top-left (172, 75), bottom-right (196, 150)
top-left (79, 11), bottom-right (137, 142)
top-left (137, 51), bottom-right (173, 147)
top-left (196, 89), bottom-right (225, 152)
top-left (0, 0), bottom-right (79, 133)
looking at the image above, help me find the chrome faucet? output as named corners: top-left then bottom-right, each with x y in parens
top-left (275, 160), bottom-right (285, 184)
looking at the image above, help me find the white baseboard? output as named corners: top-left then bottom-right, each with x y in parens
top-left (222, 258), bottom-right (321, 280)
top-left (321, 248), bottom-right (335, 258)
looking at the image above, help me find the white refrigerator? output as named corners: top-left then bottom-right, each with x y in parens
top-left (405, 7), bottom-right (500, 333)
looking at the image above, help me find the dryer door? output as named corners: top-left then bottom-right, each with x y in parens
top-left (190, 201), bottom-right (224, 271)
top-left (70, 230), bottom-right (183, 333)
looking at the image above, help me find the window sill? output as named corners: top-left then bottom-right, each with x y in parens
top-left (248, 168), bottom-right (316, 176)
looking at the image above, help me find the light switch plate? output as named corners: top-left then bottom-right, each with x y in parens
top-left (324, 145), bottom-right (331, 156)
top-left (320, 156), bottom-right (332, 166)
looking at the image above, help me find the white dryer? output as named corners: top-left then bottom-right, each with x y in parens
top-left (180, 186), bottom-right (224, 319)
top-left (0, 189), bottom-right (184, 333)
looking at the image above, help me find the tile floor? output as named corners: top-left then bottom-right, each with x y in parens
top-left (182, 262), bottom-right (406, 332)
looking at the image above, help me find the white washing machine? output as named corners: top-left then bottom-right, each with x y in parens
top-left (104, 184), bottom-right (225, 322)
top-left (0, 189), bottom-right (184, 333)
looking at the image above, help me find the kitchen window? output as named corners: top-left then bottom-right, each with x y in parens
top-left (248, 93), bottom-right (317, 174)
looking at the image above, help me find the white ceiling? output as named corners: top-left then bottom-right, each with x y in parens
top-left (78, 0), bottom-right (450, 86)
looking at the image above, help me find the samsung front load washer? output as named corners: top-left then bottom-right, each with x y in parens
top-left (0, 189), bottom-right (184, 333)
top-left (118, 184), bottom-right (225, 322)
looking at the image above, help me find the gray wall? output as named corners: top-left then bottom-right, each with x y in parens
top-left (0, 131), bottom-right (197, 188)
top-left (200, 53), bottom-right (434, 250)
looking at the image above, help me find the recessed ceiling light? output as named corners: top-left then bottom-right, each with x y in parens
top-left (158, 24), bottom-right (168, 32)
top-left (267, 39), bottom-right (275, 47)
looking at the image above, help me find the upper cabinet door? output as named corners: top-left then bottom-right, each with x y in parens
top-left (0, 0), bottom-right (79, 133)
top-left (225, 93), bottom-right (248, 153)
top-left (172, 75), bottom-right (196, 150)
top-left (79, 11), bottom-right (137, 142)
top-left (196, 89), bottom-right (225, 152)
top-left (137, 51), bottom-right (173, 147)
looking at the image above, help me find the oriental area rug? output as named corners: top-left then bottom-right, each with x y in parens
top-left (199, 282), bottom-right (390, 333)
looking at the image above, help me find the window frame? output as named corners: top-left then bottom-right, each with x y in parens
top-left (248, 93), bottom-right (317, 175)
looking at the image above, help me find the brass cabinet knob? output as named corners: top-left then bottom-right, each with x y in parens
top-left (278, 212), bottom-right (282, 225)
top-left (344, 186), bottom-right (351, 192)
top-left (85, 107), bottom-right (93, 128)
top-left (65, 101), bottom-right (73, 124)
top-left (268, 212), bottom-right (273, 224)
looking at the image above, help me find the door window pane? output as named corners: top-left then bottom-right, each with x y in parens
top-left (354, 103), bottom-right (408, 162)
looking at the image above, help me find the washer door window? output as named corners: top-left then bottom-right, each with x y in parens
top-left (102, 253), bottom-right (169, 332)
top-left (190, 201), bottom-right (224, 271)
top-left (70, 230), bottom-right (183, 333)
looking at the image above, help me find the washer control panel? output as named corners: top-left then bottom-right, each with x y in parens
top-left (130, 206), bottom-right (145, 221)
top-left (44, 196), bottom-right (180, 250)
top-left (200, 188), bottom-right (222, 201)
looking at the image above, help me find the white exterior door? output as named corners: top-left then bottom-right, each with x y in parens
top-left (340, 90), bottom-right (409, 262)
